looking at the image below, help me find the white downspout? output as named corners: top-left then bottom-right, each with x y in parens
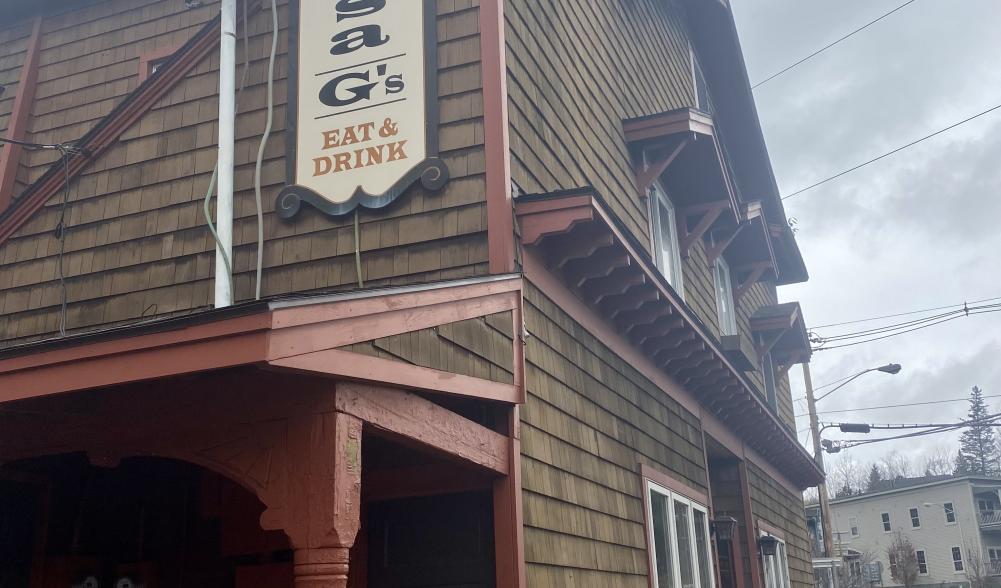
top-left (214, 0), bottom-right (236, 307)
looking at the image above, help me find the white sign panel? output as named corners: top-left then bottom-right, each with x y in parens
top-left (278, 0), bottom-right (448, 219)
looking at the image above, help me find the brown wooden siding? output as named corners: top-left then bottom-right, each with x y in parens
top-left (506, 0), bottom-right (696, 253)
top-left (339, 312), bottom-right (515, 385)
top-left (522, 281), bottom-right (707, 585)
top-left (747, 462), bottom-right (813, 588)
top-left (0, 0), bottom-right (489, 347)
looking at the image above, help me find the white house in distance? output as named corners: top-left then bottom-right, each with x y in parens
top-left (830, 475), bottom-right (1001, 588)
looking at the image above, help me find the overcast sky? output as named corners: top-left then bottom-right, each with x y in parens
top-left (731, 0), bottom-right (1001, 475)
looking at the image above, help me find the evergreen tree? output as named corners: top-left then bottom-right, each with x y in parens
top-left (956, 387), bottom-right (1001, 476)
top-left (867, 464), bottom-right (884, 492)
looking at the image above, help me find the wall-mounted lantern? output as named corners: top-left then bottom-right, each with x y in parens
top-left (712, 517), bottom-right (739, 541)
top-left (758, 535), bottom-right (779, 557)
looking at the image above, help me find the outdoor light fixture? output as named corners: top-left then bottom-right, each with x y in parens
top-left (816, 362), bottom-right (903, 402)
top-left (877, 363), bottom-right (902, 375)
top-left (758, 535), bottom-right (779, 556)
top-left (712, 517), bottom-right (739, 541)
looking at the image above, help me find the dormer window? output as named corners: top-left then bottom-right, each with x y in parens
top-left (690, 45), bottom-right (710, 113)
top-left (650, 180), bottom-right (684, 297)
top-left (713, 254), bottom-right (737, 336)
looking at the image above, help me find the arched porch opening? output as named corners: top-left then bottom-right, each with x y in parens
top-left (0, 453), bottom-right (293, 588)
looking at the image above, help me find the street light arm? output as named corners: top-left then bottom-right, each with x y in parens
top-left (815, 369), bottom-right (873, 402)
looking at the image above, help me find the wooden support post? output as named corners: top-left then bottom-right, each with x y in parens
top-left (0, 17), bottom-right (42, 211)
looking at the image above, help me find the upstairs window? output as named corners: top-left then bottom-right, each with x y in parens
top-left (762, 352), bottom-right (777, 411)
top-left (881, 512), bottom-right (891, 533)
top-left (910, 507), bottom-right (921, 528)
top-left (849, 516), bottom-right (859, 537)
top-left (944, 502), bottom-right (956, 524)
top-left (649, 181), bottom-right (685, 296)
top-left (713, 255), bottom-right (738, 336)
top-left (916, 550), bottom-right (928, 575)
top-left (952, 547), bottom-right (964, 572)
top-left (646, 480), bottom-right (715, 588)
top-left (690, 45), bottom-right (710, 113)
top-left (889, 553), bottom-right (898, 578)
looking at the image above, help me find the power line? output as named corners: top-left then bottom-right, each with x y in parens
top-left (813, 306), bottom-right (1001, 351)
top-left (810, 295), bottom-right (1001, 330)
top-left (795, 394), bottom-right (1001, 418)
top-left (751, 0), bottom-right (918, 89)
top-left (782, 102), bottom-right (1001, 200)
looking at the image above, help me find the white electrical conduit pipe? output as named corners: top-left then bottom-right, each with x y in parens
top-left (213, 0), bottom-right (237, 308)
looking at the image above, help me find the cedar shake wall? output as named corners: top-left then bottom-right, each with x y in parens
top-left (505, 0), bottom-right (695, 253)
top-left (338, 312), bottom-right (516, 386)
top-left (522, 282), bottom-right (708, 586)
top-left (747, 462), bottom-right (813, 588)
top-left (505, 0), bottom-right (798, 432)
top-left (0, 0), bottom-right (489, 346)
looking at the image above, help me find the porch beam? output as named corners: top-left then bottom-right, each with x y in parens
top-left (334, 383), bottom-right (510, 475)
top-left (634, 136), bottom-right (689, 197)
top-left (0, 17), bottom-right (42, 211)
top-left (680, 201), bottom-right (729, 259)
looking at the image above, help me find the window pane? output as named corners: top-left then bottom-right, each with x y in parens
top-left (651, 491), bottom-right (675, 588)
top-left (693, 509), bottom-right (712, 588)
top-left (714, 258), bottom-right (737, 336)
top-left (675, 500), bottom-right (695, 588)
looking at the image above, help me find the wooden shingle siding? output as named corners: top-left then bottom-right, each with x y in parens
top-left (0, 0), bottom-right (489, 347)
top-left (338, 312), bottom-right (515, 385)
top-left (747, 463), bottom-right (813, 588)
top-left (522, 282), bottom-right (708, 584)
top-left (506, 0), bottom-right (696, 252)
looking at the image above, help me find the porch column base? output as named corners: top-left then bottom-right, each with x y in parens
top-left (294, 547), bottom-right (350, 588)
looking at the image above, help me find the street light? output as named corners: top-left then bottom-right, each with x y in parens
top-left (815, 364), bottom-right (902, 403)
top-left (803, 362), bottom-right (902, 561)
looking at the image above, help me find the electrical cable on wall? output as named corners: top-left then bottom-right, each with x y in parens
top-left (252, 0), bottom-right (278, 300)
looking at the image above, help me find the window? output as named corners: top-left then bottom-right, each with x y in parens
top-left (762, 352), bottom-right (777, 411)
top-left (761, 533), bottom-right (791, 588)
top-left (649, 181), bottom-right (684, 296)
top-left (881, 512), bottom-right (891, 533)
top-left (889, 553), bottom-right (898, 578)
top-left (646, 481), bottom-right (715, 588)
top-left (952, 546), bottom-right (964, 572)
top-left (916, 550), bottom-right (928, 575)
top-left (713, 256), bottom-right (737, 336)
top-left (910, 507), bottom-right (921, 528)
top-left (989, 547), bottom-right (1001, 566)
top-left (944, 502), bottom-right (956, 524)
top-left (690, 45), bottom-right (710, 113)
top-left (849, 516), bottom-right (859, 537)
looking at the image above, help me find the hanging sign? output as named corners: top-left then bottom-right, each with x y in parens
top-left (277, 0), bottom-right (448, 219)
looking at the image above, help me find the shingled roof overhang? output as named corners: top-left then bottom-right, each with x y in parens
top-left (517, 188), bottom-right (824, 489)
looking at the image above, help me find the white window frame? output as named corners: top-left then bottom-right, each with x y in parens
top-left (952, 546), bottom-right (964, 573)
top-left (689, 43), bottom-right (710, 113)
top-left (645, 480), bottom-right (716, 588)
top-left (881, 512), bottom-right (892, 533)
top-left (713, 254), bottom-right (738, 336)
top-left (909, 507), bottom-right (921, 529)
top-left (944, 502), bottom-right (957, 524)
top-left (760, 531), bottom-right (792, 588)
top-left (988, 547), bottom-right (1001, 565)
top-left (648, 180), bottom-right (685, 297)
top-left (916, 550), bottom-right (929, 575)
top-left (849, 516), bottom-right (859, 538)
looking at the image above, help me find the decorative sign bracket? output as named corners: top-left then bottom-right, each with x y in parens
top-left (277, 0), bottom-right (449, 220)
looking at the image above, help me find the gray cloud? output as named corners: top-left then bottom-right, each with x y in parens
top-left (731, 0), bottom-right (1001, 467)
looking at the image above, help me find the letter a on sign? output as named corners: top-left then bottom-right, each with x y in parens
top-left (277, 0), bottom-right (448, 219)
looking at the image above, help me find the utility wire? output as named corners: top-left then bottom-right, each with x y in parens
top-left (811, 295), bottom-right (1001, 329)
top-left (752, 0), bottom-right (918, 89)
top-left (795, 393), bottom-right (1001, 418)
top-left (812, 305), bottom-right (1001, 351)
top-left (782, 102), bottom-right (1001, 200)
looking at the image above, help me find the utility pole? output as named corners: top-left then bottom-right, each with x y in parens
top-left (804, 362), bottom-right (835, 559)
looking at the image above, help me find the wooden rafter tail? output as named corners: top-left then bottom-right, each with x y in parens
top-left (643, 329), bottom-right (696, 358)
top-left (562, 246), bottom-right (629, 289)
top-left (543, 225), bottom-right (613, 270)
top-left (580, 268), bottom-right (644, 306)
top-left (603, 287), bottom-right (659, 320)
top-left (629, 316), bottom-right (683, 346)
